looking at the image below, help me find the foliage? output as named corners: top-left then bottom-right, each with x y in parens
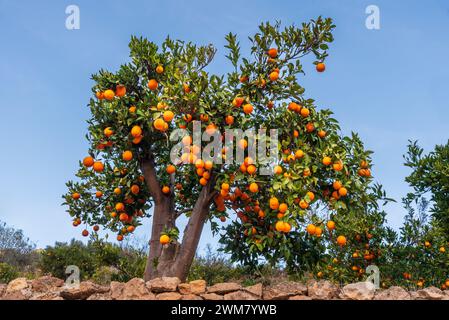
top-left (0, 220), bottom-right (38, 271)
top-left (0, 262), bottom-right (19, 284)
top-left (404, 140), bottom-right (449, 236)
top-left (39, 238), bottom-right (146, 282)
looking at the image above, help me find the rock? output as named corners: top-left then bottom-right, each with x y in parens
top-left (224, 290), bottom-right (259, 300)
top-left (189, 279), bottom-right (207, 294)
top-left (2, 289), bottom-right (32, 300)
top-left (340, 282), bottom-right (375, 300)
top-left (122, 278), bottom-right (154, 300)
top-left (60, 281), bottom-right (108, 300)
top-left (156, 292), bottom-right (182, 300)
top-left (6, 278), bottom-right (29, 292)
top-left (87, 292), bottom-right (112, 300)
top-left (178, 283), bottom-right (191, 295)
top-left (110, 281), bottom-right (125, 300)
top-left (415, 287), bottom-right (444, 300)
top-left (307, 280), bottom-right (339, 300)
top-left (263, 281), bottom-right (307, 300)
top-left (289, 295), bottom-right (312, 300)
top-left (374, 286), bottom-right (411, 300)
top-left (207, 282), bottom-right (241, 294)
top-left (242, 283), bottom-right (263, 298)
top-left (32, 276), bottom-right (64, 292)
top-left (179, 279), bottom-right (207, 295)
top-left (30, 292), bottom-right (63, 300)
top-left (147, 277), bottom-right (181, 293)
top-left (201, 293), bottom-right (224, 300)
top-left (181, 294), bottom-right (203, 300)
top-left (3, 278), bottom-right (32, 300)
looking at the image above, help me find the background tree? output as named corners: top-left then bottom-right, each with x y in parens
top-left (0, 220), bottom-right (37, 270)
top-left (64, 18), bottom-right (383, 281)
top-left (404, 140), bottom-right (449, 236)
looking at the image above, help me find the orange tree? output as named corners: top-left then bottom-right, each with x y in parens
top-left (64, 18), bottom-right (386, 281)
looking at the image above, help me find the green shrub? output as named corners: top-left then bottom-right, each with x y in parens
top-left (39, 238), bottom-right (146, 282)
top-left (0, 263), bottom-right (19, 284)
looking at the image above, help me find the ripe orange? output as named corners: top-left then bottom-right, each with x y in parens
top-left (274, 165), bottom-right (283, 175)
top-left (131, 184), bottom-right (140, 195)
top-left (267, 48), bottom-right (278, 58)
top-left (160, 234), bottom-right (170, 245)
top-left (333, 180), bottom-right (342, 190)
top-left (163, 110), bottom-right (174, 122)
top-left (117, 234), bottom-right (124, 241)
top-left (249, 183), bottom-right (259, 193)
top-left (360, 160), bottom-right (369, 169)
top-left (166, 164), bottom-right (176, 174)
top-left (204, 160), bottom-right (213, 170)
top-left (199, 178), bottom-right (208, 186)
top-left (104, 127), bottom-right (114, 137)
top-left (337, 235), bottom-right (347, 246)
top-left (233, 97), bottom-right (244, 107)
top-left (115, 84), bottom-right (126, 97)
top-left (95, 191), bottom-right (103, 198)
top-left (305, 122), bottom-right (315, 132)
top-left (132, 135), bottom-right (143, 144)
top-left (440, 246), bottom-right (446, 253)
top-left (303, 168), bottom-right (311, 177)
top-left (283, 222), bottom-right (292, 233)
top-left (240, 75), bottom-right (249, 83)
top-left (83, 156), bottom-right (94, 167)
top-left (316, 62), bottom-right (326, 72)
top-left (338, 187), bottom-right (348, 197)
top-left (247, 165), bottom-right (257, 175)
top-left (322, 157), bottom-right (332, 166)
top-left (318, 130), bottom-right (326, 138)
top-left (153, 118), bottom-right (167, 131)
top-left (155, 65), bottom-right (164, 74)
top-left (221, 182), bottom-right (230, 191)
top-left (326, 220), bottom-right (336, 231)
top-left (269, 71), bottom-right (279, 81)
top-left (72, 192), bottom-right (80, 200)
top-left (306, 224), bottom-right (316, 235)
top-left (299, 200), bottom-right (309, 209)
top-left (162, 186), bottom-right (170, 194)
top-left (147, 79), bottom-right (158, 90)
top-left (122, 150), bottom-right (133, 161)
top-left (275, 221), bottom-right (284, 232)
top-left (315, 227), bottom-right (323, 237)
top-left (114, 187), bottom-right (122, 195)
top-left (295, 150), bottom-right (304, 159)
top-left (131, 125), bottom-right (142, 138)
top-left (333, 161), bottom-right (344, 171)
top-left (115, 202), bottom-right (125, 212)
top-left (82, 230), bottom-right (89, 237)
top-left (269, 197), bottom-right (279, 210)
top-left (300, 107), bottom-right (310, 118)
top-left (95, 91), bottom-right (104, 100)
top-left (129, 105), bottom-right (136, 113)
top-left (243, 104), bottom-right (253, 114)
top-left (93, 161), bottom-right (104, 172)
top-left (225, 115), bottom-right (234, 125)
top-left (306, 191), bottom-right (315, 202)
top-left (127, 225), bottom-right (135, 233)
top-left (183, 83), bottom-right (191, 93)
top-left (238, 139), bottom-right (248, 149)
top-left (279, 203), bottom-right (288, 213)
top-left (103, 89), bottom-right (115, 100)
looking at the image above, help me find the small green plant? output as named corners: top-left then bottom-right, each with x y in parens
top-left (0, 263), bottom-right (19, 284)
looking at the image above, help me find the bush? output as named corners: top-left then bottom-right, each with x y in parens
top-left (39, 238), bottom-right (146, 283)
top-left (0, 263), bottom-right (19, 284)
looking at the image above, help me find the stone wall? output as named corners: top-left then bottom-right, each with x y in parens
top-left (1, 276), bottom-right (448, 300)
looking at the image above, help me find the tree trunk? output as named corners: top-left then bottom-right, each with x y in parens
top-left (142, 156), bottom-right (215, 281)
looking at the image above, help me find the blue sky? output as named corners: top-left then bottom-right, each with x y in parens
top-left (1, 0), bottom-right (448, 253)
